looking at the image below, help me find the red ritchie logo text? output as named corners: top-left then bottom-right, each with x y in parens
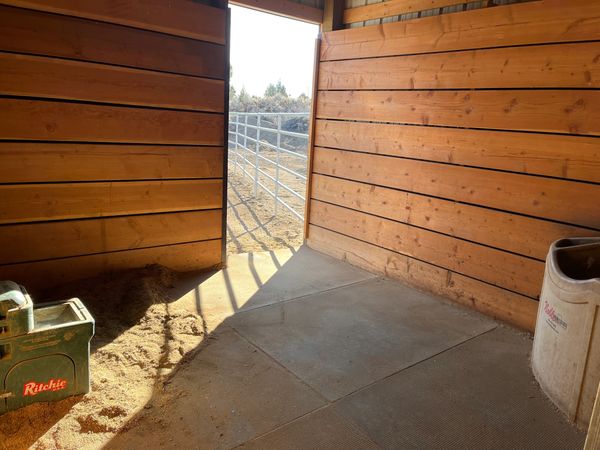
top-left (23, 379), bottom-right (68, 397)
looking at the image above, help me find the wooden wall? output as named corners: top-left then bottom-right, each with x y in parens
top-left (306, 0), bottom-right (600, 331)
top-left (0, 1), bottom-right (228, 291)
top-left (342, 0), bottom-right (533, 28)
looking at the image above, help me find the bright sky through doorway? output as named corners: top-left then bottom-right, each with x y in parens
top-left (229, 5), bottom-right (319, 97)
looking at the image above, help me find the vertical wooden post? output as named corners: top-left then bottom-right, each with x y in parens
top-left (220, 6), bottom-right (231, 268)
top-left (210, 0), bottom-right (228, 8)
top-left (321, 0), bottom-right (344, 32)
top-left (303, 37), bottom-right (321, 241)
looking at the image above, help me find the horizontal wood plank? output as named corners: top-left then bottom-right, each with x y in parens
top-left (307, 225), bottom-right (538, 331)
top-left (343, 0), bottom-right (472, 24)
top-left (0, 99), bottom-right (224, 144)
top-left (309, 0), bottom-right (598, 332)
top-left (0, 210), bottom-right (222, 265)
top-left (0, 143), bottom-right (223, 183)
top-left (313, 147), bottom-right (600, 229)
top-left (0, 239), bottom-right (223, 293)
top-left (318, 42), bottom-right (600, 90)
top-left (0, 3), bottom-right (227, 287)
top-left (0, 53), bottom-right (224, 112)
top-left (311, 174), bottom-right (599, 260)
top-left (231, 0), bottom-right (323, 23)
top-left (0, 5), bottom-right (226, 78)
top-left (0, 179), bottom-right (223, 224)
top-left (316, 90), bottom-right (600, 135)
top-left (314, 120), bottom-right (600, 183)
top-left (310, 200), bottom-right (544, 298)
top-left (321, 0), bottom-right (600, 61)
top-left (0, 0), bottom-right (227, 44)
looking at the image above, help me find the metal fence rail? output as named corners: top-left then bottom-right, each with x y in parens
top-left (228, 112), bottom-right (309, 221)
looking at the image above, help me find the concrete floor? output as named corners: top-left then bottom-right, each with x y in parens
top-left (109, 246), bottom-right (585, 450)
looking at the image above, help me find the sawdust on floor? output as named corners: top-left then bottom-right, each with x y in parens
top-left (0, 160), bottom-right (305, 449)
top-left (0, 266), bottom-right (207, 450)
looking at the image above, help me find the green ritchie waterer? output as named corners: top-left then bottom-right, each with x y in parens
top-left (0, 281), bottom-right (94, 414)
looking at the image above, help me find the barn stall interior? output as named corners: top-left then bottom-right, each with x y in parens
top-left (0, 0), bottom-right (599, 449)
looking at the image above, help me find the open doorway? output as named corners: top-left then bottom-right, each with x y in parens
top-left (227, 5), bottom-right (319, 255)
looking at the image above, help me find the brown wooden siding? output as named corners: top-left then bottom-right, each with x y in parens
top-left (325, 0), bottom-right (600, 59)
top-left (0, 0), bottom-right (227, 43)
top-left (0, 1), bottom-right (228, 291)
top-left (342, 0), bottom-right (535, 28)
top-left (306, 0), bottom-right (600, 331)
top-left (0, 6), bottom-right (226, 78)
top-left (344, 0), bottom-right (476, 25)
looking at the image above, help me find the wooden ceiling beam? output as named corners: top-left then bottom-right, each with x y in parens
top-left (229, 0), bottom-right (323, 24)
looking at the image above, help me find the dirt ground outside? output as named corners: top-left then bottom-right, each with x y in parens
top-left (227, 147), bottom-right (306, 254)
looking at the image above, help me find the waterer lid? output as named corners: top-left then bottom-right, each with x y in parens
top-left (0, 280), bottom-right (29, 312)
top-left (0, 280), bottom-right (35, 338)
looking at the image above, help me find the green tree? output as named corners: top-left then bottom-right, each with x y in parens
top-left (229, 83), bottom-right (310, 114)
top-left (264, 80), bottom-right (288, 97)
top-left (238, 87), bottom-right (250, 103)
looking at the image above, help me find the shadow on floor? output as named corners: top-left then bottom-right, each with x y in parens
top-left (102, 246), bottom-right (585, 450)
top-left (226, 173), bottom-right (303, 255)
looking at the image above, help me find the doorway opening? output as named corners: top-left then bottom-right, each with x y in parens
top-left (226, 5), bottom-right (319, 255)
